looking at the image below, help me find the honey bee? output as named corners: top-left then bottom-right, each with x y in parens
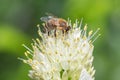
top-left (40, 15), bottom-right (71, 36)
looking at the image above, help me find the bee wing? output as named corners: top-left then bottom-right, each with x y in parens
top-left (40, 17), bottom-right (49, 22)
top-left (45, 13), bottom-right (57, 18)
top-left (40, 13), bottom-right (57, 22)
top-left (40, 16), bottom-right (56, 22)
top-left (40, 15), bottom-right (55, 22)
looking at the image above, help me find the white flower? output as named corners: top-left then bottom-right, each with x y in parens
top-left (20, 19), bottom-right (100, 80)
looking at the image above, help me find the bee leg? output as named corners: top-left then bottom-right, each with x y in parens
top-left (54, 29), bottom-right (56, 37)
top-left (48, 31), bottom-right (50, 36)
top-left (62, 30), bottom-right (66, 34)
top-left (44, 23), bottom-right (50, 36)
top-left (66, 26), bottom-right (71, 32)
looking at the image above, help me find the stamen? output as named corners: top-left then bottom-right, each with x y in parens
top-left (26, 51), bottom-right (33, 56)
top-left (18, 57), bottom-right (27, 63)
top-left (92, 34), bottom-right (101, 43)
top-left (24, 52), bottom-right (30, 59)
top-left (84, 24), bottom-right (87, 31)
top-left (79, 18), bottom-right (83, 29)
top-left (37, 24), bottom-right (40, 27)
top-left (89, 28), bottom-right (100, 40)
top-left (22, 44), bottom-right (33, 53)
top-left (75, 19), bottom-right (78, 28)
top-left (88, 30), bottom-right (93, 36)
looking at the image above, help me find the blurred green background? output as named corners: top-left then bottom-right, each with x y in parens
top-left (0, 0), bottom-right (120, 80)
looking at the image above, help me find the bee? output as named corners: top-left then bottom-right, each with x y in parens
top-left (40, 15), bottom-right (71, 36)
